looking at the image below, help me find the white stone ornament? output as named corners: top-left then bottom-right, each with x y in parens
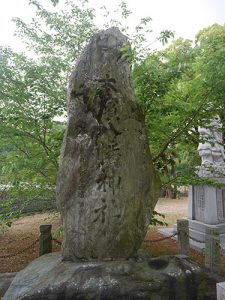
top-left (187, 115), bottom-right (225, 251)
top-left (197, 115), bottom-right (225, 177)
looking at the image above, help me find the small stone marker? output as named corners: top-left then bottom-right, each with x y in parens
top-left (177, 219), bottom-right (189, 255)
top-left (217, 282), bottom-right (225, 300)
top-left (39, 224), bottom-right (52, 256)
top-left (205, 227), bottom-right (220, 273)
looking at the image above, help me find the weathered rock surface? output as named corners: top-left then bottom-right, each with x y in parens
top-left (0, 272), bottom-right (16, 297)
top-left (4, 252), bottom-right (206, 300)
top-left (56, 27), bottom-right (160, 260)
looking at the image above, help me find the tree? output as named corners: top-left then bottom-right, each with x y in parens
top-left (194, 24), bottom-right (225, 139)
top-left (0, 0), bottom-right (97, 222)
top-left (2, 0), bottom-right (224, 228)
top-left (0, 0), bottom-right (164, 223)
top-left (132, 24), bottom-right (225, 194)
top-left (0, 47), bottom-right (65, 221)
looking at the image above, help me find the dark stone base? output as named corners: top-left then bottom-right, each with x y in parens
top-left (0, 272), bottom-right (16, 297)
top-left (4, 252), bottom-right (206, 300)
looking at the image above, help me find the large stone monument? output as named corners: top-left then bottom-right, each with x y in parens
top-left (188, 115), bottom-right (225, 248)
top-left (4, 28), bottom-right (206, 300)
top-left (56, 27), bottom-right (159, 260)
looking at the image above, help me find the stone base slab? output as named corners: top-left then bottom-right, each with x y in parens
top-left (4, 252), bottom-right (206, 300)
top-left (217, 282), bottom-right (225, 300)
top-left (188, 220), bottom-right (225, 249)
top-left (188, 220), bottom-right (225, 236)
top-left (159, 222), bottom-right (225, 252)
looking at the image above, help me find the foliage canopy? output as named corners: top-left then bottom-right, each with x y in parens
top-left (0, 0), bottom-right (225, 222)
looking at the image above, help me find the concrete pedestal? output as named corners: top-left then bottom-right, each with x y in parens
top-left (217, 282), bottom-right (225, 300)
top-left (187, 181), bottom-right (225, 250)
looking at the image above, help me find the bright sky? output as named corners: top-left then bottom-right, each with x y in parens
top-left (0, 0), bottom-right (224, 52)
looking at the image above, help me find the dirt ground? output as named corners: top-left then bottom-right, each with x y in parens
top-left (155, 196), bottom-right (188, 226)
top-left (0, 212), bottom-right (62, 273)
top-left (0, 197), bottom-right (225, 276)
